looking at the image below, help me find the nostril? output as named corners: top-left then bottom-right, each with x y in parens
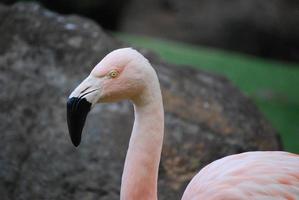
top-left (80, 86), bottom-right (91, 94)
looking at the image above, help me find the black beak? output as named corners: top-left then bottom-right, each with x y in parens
top-left (67, 97), bottom-right (91, 147)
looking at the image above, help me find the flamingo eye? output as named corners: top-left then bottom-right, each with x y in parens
top-left (107, 69), bottom-right (119, 78)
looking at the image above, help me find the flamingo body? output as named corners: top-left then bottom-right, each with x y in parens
top-left (183, 151), bottom-right (299, 200)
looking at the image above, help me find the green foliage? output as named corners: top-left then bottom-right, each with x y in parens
top-left (116, 33), bottom-right (299, 153)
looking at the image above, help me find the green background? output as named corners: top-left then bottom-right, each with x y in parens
top-left (117, 34), bottom-right (299, 153)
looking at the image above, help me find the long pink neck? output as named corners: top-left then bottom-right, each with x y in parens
top-left (120, 81), bottom-right (164, 200)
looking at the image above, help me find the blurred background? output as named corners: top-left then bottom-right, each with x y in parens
top-left (0, 0), bottom-right (298, 199)
top-left (3, 0), bottom-right (297, 151)
top-left (2, 0), bottom-right (299, 62)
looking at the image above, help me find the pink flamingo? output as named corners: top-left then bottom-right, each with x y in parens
top-left (67, 48), bottom-right (299, 200)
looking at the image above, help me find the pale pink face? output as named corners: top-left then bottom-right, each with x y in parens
top-left (67, 48), bottom-right (152, 146)
top-left (69, 48), bottom-right (150, 105)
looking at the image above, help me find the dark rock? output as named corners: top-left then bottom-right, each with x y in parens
top-left (120, 0), bottom-right (299, 62)
top-left (0, 0), bottom-right (128, 30)
top-left (0, 2), bottom-right (281, 200)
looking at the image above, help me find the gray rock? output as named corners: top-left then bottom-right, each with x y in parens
top-left (120, 0), bottom-right (299, 62)
top-left (0, 2), bottom-right (281, 200)
top-left (0, 0), bottom-right (127, 30)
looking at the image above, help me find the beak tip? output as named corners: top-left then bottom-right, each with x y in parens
top-left (70, 135), bottom-right (81, 147)
top-left (72, 141), bottom-right (80, 147)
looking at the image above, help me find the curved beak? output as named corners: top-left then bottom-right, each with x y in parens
top-left (67, 97), bottom-right (91, 147)
top-left (66, 76), bottom-right (100, 147)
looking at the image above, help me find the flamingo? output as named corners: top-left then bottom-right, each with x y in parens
top-left (67, 48), bottom-right (299, 200)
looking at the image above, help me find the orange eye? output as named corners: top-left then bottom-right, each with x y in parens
top-left (107, 69), bottom-right (119, 78)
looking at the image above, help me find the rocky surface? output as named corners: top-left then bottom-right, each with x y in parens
top-left (120, 0), bottom-right (299, 62)
top-left (0, 0), bottom-right (127, 30)
top-left (0, 3), bottom-right (281, 200)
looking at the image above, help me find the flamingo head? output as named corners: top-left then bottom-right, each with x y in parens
top-left (67, 48), bottom-right (153, 147)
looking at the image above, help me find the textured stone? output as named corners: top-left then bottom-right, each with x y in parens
top-left (0, 3), bottom-right (281, 200)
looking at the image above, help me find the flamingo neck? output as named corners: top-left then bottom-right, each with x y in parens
top-left (120, 81), bottom-right (164, 200)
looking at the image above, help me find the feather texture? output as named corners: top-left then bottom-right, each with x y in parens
top-left (182, 151), bottom-right (299, 200)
